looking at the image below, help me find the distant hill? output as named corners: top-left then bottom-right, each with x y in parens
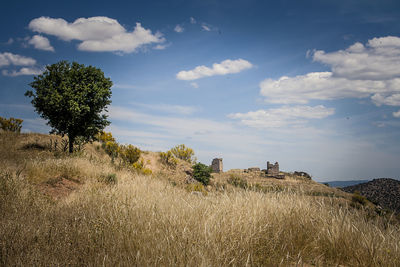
top-left (324, 180), bottom-right (369, 188)
top-left (341, 178), bottom-right (400, 213)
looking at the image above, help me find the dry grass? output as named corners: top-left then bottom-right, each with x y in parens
top-left (1, 132), bottom-right (400, 266)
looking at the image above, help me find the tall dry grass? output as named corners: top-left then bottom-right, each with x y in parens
top-left (1, 132), bottom-right (400, 266)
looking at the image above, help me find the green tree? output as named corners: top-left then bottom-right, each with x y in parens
top-left (192, 162), bottom-right (212, 186)
top-left (25, 61), bottom-right (112, 153)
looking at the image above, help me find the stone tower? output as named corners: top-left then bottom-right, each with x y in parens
top-left (211, 158), bottom-right (223, 173)
top-left (267, 161), bottom-right (279, 176)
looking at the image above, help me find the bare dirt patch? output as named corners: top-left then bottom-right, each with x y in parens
top-left (38, 177), bottom-right (81, 199)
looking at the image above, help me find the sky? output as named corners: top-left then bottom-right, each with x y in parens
top-left (1, 0), bottom-right (400, 182)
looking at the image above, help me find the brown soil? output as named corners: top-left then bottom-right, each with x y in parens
top-left (38, 177), bottom-right (81, 199)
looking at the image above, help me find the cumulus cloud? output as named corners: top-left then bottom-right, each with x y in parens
top-left (28, 16), bottom-right (165, 53)
top-left (177, 59), bottom-right (252, 80)
top-left (28, 35), bottom-right (54, 51)
top-left (393, 110), bottom-right (400, 118)
top-left (190, 82), bottom-right (199, 88)
top-left (312, 36), bottom-right (400, 81)
top-left (229, 105), bottom-right (334, 128)
top-left (371, 93), bottom-right (400, 107)
top-left (174, 24), bottom-right (184, 33)
top-left (2, 67), bottom-right (43, 77)
top-left (259, 72), bottom-right (394, 104)
top-left (260, 36), bottom-right (400, 109)
top-left (0, 52), bottom-right (36, 67)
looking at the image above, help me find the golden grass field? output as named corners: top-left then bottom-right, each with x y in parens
top-left (1, 131), bottom-right (400, 266)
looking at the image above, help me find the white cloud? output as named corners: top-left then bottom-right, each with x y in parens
top-left (371, 93), bottom-right (400, 106)
top-left (0, 52), bottom-right (36, 67)
top-left (259, 72), bottom-right (396, 104)
top-left (312, 36), bottom-right (400, 81)
top-left (28, 16), bottom-right (165, 53)
top-left (177, 59), bottom-right (252, 80)
top-left (153, 44), bottom-right (168, 50)
top-left (190, 17), bottom-right (196, 24)
top-left (6, 38), bottom-right (14, 45)
top-left (393, 110), bottom-right (400, 118)
top-left (28, 35), bottom-right (54, 51)
top-left (190, 82), bottom-right (199, 88)
top-left (229, 105), bottom-right (334, 128)
top-left (201, 24), bottom-right (211, 31)
top-left (174, 24), bottom-right (184, 33)
top-left (2, 67), bottom-right (43, 77)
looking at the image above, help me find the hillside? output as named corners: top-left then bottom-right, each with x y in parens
top-left (342, 178), bottom-right (400, 213)
top-left (1, 131), bottom-right (400, 266)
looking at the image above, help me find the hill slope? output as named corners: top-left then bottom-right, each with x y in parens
top-left (1, 132), bottom-right (400, 266)
top-left (342, 178), bottom-right (400, 213)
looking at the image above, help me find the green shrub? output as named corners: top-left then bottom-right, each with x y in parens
top-left (192, 162), bottom-right (212, 186)
top-left (170, 144), bottom-right (195, 163)
top-left (352, 191), bottom-right (367, 206)
top-left (120, 144), bottom-right (141, 164)
top-left (227, 174), bottom-right (248, 189)
top-left (0, 116), bottom-right (23, 133)
top-left (104, 141), bottom-right (119, 161)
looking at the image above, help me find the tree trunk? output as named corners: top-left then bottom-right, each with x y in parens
top-left (68, 135), bottom-right (74, 153)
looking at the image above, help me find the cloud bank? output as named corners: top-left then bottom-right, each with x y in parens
top-left (229, 105), bottom-right (334, 128)
top-left (29, 16), bottom-right (165, 53)
top-left (260, 36), bottom-right (400, 117)
top-left (177, 59), bottom-right (252, 80)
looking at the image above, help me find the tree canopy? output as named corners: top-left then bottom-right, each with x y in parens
top-left (25, 61), bottom-right (112, 153)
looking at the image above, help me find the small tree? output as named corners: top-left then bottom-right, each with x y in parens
top-left (192, 162), bottom-right (212, 186)
top-left (25, 61), bottom-right (112, 153)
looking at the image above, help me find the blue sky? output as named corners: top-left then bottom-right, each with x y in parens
top-left (1, 0), bottom-right (400, 181)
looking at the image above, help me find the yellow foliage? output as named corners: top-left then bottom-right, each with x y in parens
top-left (120, 144), bottom-right (141, 164)
top-left (0, 116), bottom-right (23, 133)
top-left (170, 144), bottom-right (195, 163)
top-left (97, 131), bottom-right (115, 143)
top-left (159, 151), bottom-right (178, 167)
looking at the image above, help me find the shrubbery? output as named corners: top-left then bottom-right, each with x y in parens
top-left (0, 116), bottom-right (23, 133)
top-left (170, 144), bottom-right (195, 163)
top-left (227, 174), bottom-right (248, 189)
top-left (192, 162), bottom-right (212, 186)
top-left (159, 144), bottom-right (195, 168)
top-left (120, 144), bottom-right (141, 164)
top-left (160, 151), bottom-right (178, 167)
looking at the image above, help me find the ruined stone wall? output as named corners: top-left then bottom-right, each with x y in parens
top-left (267, 161), bottom-right (279, 176)
top-left (211, 158), bottom-right (223, 173)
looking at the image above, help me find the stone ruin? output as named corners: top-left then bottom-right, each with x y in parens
top-left (267, 161), bottom-right (280, 176)
top-left (211, 158), bottom-right (223, 173)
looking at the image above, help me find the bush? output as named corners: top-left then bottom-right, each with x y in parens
top-left (160, 151), bottom-right (178, 167)
top-left (186, 183), bottom-right (208, 196)
top-left (0, 116), bottom-right (23, 133)
top-left (227, 174), bottom-right (248, 189)
top-left (192, 162), bottom-right (212, 186)
top-left (352, 191), bottom-right (367, 206)
top-left (170, 144), bottom-right (195, 163)
top-left (97, 131), bottom-right (115, 143)
top-left (120, 144), bottom-right (141, 164)
top-left (104, 141), bottom-right (119, 160)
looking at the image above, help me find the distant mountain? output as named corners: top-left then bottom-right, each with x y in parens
top-left (341, 178), bottom-right (400, 213)
top-left (324, 180), bottom-right (369, 188)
